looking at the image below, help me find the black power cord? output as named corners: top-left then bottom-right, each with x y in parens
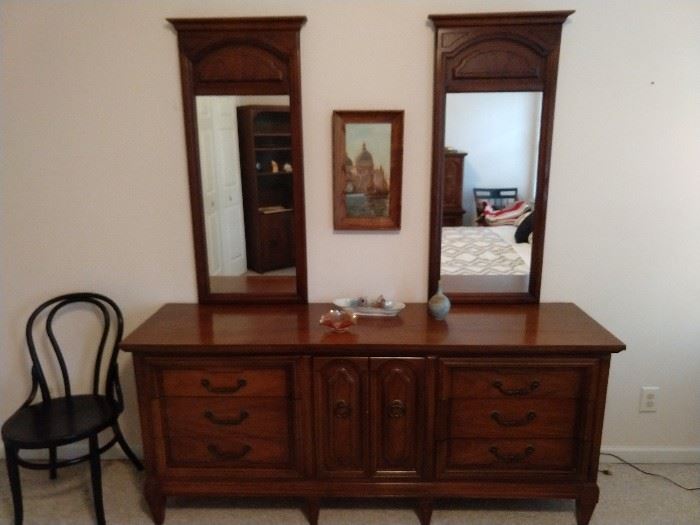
top-left (600, 452), bottom-right (700, 491)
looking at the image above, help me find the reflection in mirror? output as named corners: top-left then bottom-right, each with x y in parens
top-left (440, 92), bottom-right (542, 295)
top-left (195, 95), bottom-right (294, 294)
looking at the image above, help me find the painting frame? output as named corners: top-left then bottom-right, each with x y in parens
top-left (332, 110), bottom-right (404, 230)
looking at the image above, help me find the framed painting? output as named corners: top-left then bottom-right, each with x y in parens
top-left (332, 110), bottom-right (404, 230)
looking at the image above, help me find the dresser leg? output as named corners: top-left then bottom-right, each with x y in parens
top-left (144, 478), bottom-right (166, 525)
top-left (575, 486), bottom-right (599, 525)
top-left (303, 497), bottom-right (320, 525)
top-left (416, 498), bottom-right (433, 525)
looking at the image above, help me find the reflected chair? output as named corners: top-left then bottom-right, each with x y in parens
top-left (2, 292), bottom-right (143, 525)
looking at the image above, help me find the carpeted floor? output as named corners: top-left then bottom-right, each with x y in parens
top-left (0, 461), bottom-right (698, 524)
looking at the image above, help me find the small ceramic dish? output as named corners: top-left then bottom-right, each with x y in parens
top-left (333, 298), bottom-right (406, 317)
top-left (319, 309), bottom-right (358, 333)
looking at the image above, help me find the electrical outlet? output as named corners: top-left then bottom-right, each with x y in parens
top-left (639, 386), bottom-right (659, 413)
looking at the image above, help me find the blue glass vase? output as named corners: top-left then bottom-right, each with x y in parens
top-left (428, 280), bottom-right (451, 320)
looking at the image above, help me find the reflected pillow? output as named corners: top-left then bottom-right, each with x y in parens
top-left (482, 200), bottom-right (530, 226)
top-left (514, 211), bottom-right (534, 243)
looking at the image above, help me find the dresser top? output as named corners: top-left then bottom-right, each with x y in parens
top-left (121, 303), bottom-right (624, 356)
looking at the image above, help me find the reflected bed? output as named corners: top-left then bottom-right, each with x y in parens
top-left (441, 225), bottom-right (530, 276)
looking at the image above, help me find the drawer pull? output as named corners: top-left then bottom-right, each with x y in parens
top-left (489, 445), bottom-right (535, 463)
top-left (333, 400), bottom-right (352, 419)
top-left (204, 410), bottom-right (249, 426)
top-left (492, 380), bottom-right (540, 396)
top-left (490, 410), bottom-right (536, 427)
top-left (200, 378), bottom-right (247, 394)
top-left (206, 443), bottom-right (252, 460)
top-left (388, 399), bottom-right (407, 418)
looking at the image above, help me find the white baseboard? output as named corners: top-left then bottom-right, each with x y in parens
top-left (0, 441), bottom-right (143, 461)
top-left (600, 446), bottom-right (700, 464)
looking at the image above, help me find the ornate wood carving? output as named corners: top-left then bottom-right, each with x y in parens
top-left (314, 358), bottom-right (368, 477)
top-left (195, 44), bottom-right (287, 86)
top-left (452, 44), bottom-right (542, 80)
top-left (371, 359), bottom-right (424, 476)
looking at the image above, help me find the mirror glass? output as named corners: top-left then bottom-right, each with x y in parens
top-left (195, 95), bottom-right (295, 294)
top-left (440, 92), bottom-right (542, 295)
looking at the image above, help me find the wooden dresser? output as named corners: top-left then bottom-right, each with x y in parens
top-left (121, 303), bottom-right (624, 525)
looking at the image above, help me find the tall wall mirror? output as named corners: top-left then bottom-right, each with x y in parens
top-left (170, 17), bottom-right (308, 303)
top-left (428, 11), bottom-right (573, 303)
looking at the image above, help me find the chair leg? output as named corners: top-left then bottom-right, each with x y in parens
top-left (5, 443), bottom-right (23, 525)
top-left (113, 423), bottom-right (143, 471)
top-left (88, 435), bottom-right (106, 525)
top-left (49, 446), bottom-right (58, 480)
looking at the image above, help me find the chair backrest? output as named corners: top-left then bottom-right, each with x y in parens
top-left (473, 187), bottom-right (519, 214)
top-left (23, 293), bottom-right (125, 408)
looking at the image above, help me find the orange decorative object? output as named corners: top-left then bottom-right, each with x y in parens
top-left (319, 309), bottom-right (358, 333)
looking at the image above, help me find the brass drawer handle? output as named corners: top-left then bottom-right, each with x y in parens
top-left (206, 443), bottom-right (251, 460)
top-left (204, 410), bottom-right (249, 426)
top-left (200, 378), bottom-right (247, 394)
top-left (489, 445), bottom-right (535, 463)
top-left (333, 400), bottom-right (352, 419)
top-left (388, 399), bottom-right (406, 418)
top-left (490, 410), bottom-right (536, 427)
top-left (492, 380), bottom-right (540, 396)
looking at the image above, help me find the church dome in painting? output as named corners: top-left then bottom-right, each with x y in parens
top-left (355, 142), bottom-right (374, 168)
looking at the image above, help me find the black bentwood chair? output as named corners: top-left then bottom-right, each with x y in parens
top-left (1, 293), bottom-right (143, 525)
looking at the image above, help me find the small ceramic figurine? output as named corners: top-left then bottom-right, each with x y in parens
top-left (428, 280), bottom-right (450, 320)
top-left (283, 162), bottom-right (293, 172)
top-left (270, 160), bottom-right (279, 173)
top-left (371, 295), bottom-right (386, 308)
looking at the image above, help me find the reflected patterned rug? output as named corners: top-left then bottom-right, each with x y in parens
top-left (441, 227), bottom-right (528, 276)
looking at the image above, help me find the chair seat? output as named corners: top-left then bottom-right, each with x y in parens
top-left (2, 395), bottom-right (118, 448)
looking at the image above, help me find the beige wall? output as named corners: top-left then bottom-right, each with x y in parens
top-left (2, 0), bottom-right (699, 460)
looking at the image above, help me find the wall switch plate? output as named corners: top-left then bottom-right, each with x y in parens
top-left (639, 386), bottom-right (659, 413)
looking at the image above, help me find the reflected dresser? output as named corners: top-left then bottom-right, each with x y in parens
top-left (121, 303), bottom-right (624, 525)
top-left (442, 150), bottom-right (467, 226)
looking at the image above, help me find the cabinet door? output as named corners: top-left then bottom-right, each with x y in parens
top-left (314, 358), bottom-right (369, 478)
top-left (370, 358), bottom-right (425, 478)
top-left (259, 211), bottom-right (295, 271)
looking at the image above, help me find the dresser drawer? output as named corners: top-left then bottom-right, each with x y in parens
top-left (164, 398), bottom-right (290, 439)
top-left (444, 438), bottom-right (575, 471)
top-left (167, 435), bottom-right (291, 467)
top-left (448, 399), bottom-right (578, 439)
top-left (161, 366), bottom-right (289, 398)
top-left (442, 364), bottom-right (584, 399)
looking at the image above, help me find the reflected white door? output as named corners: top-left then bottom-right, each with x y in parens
top-left (213, 98), bottom-right (247, 276)
top-left (196, 101), bottom-right (223, 276)
top-left (197, 97), bottom-right (247, 277)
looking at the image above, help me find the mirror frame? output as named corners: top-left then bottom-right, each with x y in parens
top-left (170, 17), bottom-right (308, 304)
top-left (427, 11), bottom-right (573, 303)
